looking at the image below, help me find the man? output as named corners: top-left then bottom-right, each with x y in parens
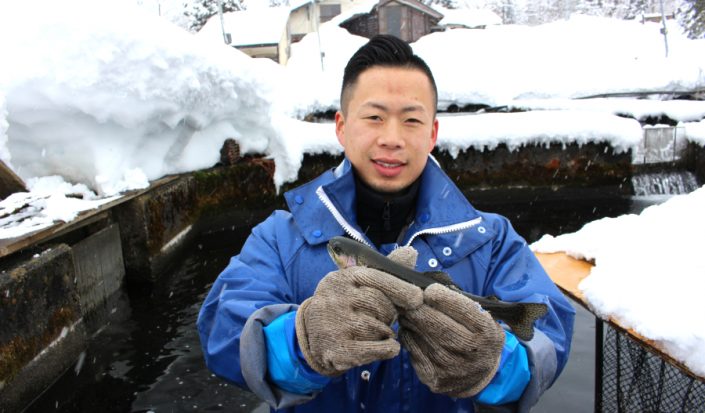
top-left (198, 35), bottom-right (575, 412)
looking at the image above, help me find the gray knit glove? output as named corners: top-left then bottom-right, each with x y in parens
top-left (295, 262), bottom-right (422, 377)
top-left (388, 248), bottom-right (505, 398)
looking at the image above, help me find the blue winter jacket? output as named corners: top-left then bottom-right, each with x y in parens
top-left (197, 157), bottom-right (575, 413)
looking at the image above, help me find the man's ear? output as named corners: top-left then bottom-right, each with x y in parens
top-left (429, 117), bottom-right (439, 151)
top-left (335, 111), bottom-right (346, 146)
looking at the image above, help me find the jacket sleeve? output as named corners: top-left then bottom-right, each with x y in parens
top-left (475, 331), bottom-right (530, 405)
top-left (196, 211), bottom-right (315, 408)
top-left (262, 310), bottom-right (331, 394)
top-left (481, 213), bottom-right (576, 412)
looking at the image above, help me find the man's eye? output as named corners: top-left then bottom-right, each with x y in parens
top-left (406, 118), bottom-right (422, 124)
top-left (367, 115), bottom-right (382, 121)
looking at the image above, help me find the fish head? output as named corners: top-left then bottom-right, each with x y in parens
top-left (327, 238), bottom-right (358, 269)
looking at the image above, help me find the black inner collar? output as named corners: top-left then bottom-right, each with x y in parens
top-left (354, 172), bottom-right (420, 247)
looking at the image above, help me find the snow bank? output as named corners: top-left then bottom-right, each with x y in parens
top-left (436, 110), bottom-right (643, 156)
top-left (286, 24), bottom-right (369, 118)
top-left (0, 0), bottom-right (279, 195)
top-left (413, 15), bottom-right (705, 108)
top-left (683, 119), bottom-right (705, 145)
top-left (532, 186), bottom-right (705, 377)
top-left (510, 98), bottom-right (705, 124)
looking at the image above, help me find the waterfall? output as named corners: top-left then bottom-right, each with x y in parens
top-left (631, 171), bottom-right (700, 196)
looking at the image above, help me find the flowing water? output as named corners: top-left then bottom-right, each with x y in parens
top-left (631, 171), bottom-right (699, 196)
top-left (25, 192), bottom-right (678, 413)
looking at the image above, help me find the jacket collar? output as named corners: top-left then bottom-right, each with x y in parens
top-left (284, 156), bottom-right (494, 263)
top-left (283, 159), bottom-right (355, 246)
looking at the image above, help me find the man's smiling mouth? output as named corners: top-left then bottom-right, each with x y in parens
top-left (374, 160), bottom-right (404, 168)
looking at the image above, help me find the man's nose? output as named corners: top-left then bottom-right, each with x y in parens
top-left (377, 120), bottom-right (405, 148)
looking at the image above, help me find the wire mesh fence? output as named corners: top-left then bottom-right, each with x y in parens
top-left (598, 323), bottom-right (705, 412)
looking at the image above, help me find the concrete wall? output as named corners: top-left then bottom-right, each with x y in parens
top-left (434, 142), bottom-right (633, 190)
top-left (690, 142), bottom-right (705, 185)
top-left (114, 159), bottom-right (279, 285)
top-left (0, 225), bottom-right (124, 412)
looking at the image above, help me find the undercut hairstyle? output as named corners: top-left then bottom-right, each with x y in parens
top-left (340, 34), bottom-right (438, 115)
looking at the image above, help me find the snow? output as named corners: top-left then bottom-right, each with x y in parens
top-left (508, 98), bottom-right (705, 123)
top-left (0, 0), bottom-right (703, 385)
top-left (436, 6), bottom-right (502, 28)
top-left (531, 186), bottom-right (705, 377)
top-left (198, 7), bottom-right (291, 46)
top-left (685, 119), bottom-right (705, 144)
top-left (0, 176), bottom-right (118, 239)
top-left (436, 110), bottom-right (643, 157)
top-left (412, 16), bottom-right (705, 108)
top-left (0, 1), bottom-right (279, 191)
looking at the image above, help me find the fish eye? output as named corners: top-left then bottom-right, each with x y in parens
top-left (333, 246), bottom-right (342, 254)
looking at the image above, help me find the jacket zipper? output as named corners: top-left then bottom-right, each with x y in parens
top-left (404, 217), bottom-right (483, 247)
top-left (315, 186), bottom-right (371, 246)
top-left (317, 185), bottom-right (483, 248)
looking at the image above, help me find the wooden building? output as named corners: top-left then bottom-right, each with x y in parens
top-left (340, 0), bottom-right (443, 43)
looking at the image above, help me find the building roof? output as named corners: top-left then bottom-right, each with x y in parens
top-left (339, 0), bottom-right (444, 25)
top-left (199, 7), bottom-right (291, 46)
top-left (378, 0), bottom-right (443, 20)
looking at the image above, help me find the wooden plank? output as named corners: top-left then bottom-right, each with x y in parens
top-left (0, 175), bottom-right (179, 258)
top-left (0, 160), bottom-right (27, 199)
top-left (535, 252), bottom-right (592, 307)
top-left (535, 251), bottom-right (705, 382)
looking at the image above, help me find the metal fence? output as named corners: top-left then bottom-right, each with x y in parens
top-left (634, 125), bottom-right (688, 164)
top-left (597, 323), bottom-right (705, 412)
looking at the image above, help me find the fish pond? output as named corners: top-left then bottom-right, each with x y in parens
top-left (25, 190), bottom-right (667, 413)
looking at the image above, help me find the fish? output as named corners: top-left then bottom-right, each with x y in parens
top-left (327, 236), bottom-right (549, 341)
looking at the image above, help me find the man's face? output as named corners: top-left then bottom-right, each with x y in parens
top-left (335, 67), bottom-right (439, 193)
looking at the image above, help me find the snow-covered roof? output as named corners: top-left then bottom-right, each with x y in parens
top-left (436, 7), bottom-right (502, 28)
top-left (329, 0), bottom-right (377, 26)
top-left (200, 7), bottom-right (291, 46)
top-left (290, 0), bottom-right (313, 12)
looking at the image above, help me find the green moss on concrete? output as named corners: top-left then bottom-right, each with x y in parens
top-left (435, 142), bottom-right (632, 191)
top-left (0, 307), bottom-right (76, 383)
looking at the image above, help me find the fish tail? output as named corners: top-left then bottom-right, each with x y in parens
top-left (487, 302), bottom-right (548, 341)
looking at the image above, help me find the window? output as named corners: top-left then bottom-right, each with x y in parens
top-left (320, 4), bottom-right (341, 23)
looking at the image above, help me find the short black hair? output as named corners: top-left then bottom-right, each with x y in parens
top-left (340, 34), bottom-right (438, 114)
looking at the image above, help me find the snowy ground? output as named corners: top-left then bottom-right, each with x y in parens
top-left (0, 0), bottom-right (705, 379)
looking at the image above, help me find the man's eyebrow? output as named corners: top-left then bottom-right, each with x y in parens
top-left (401, 105), bottom-right (426, 114)
top-left (360, 102), bottom-right (427, 113)
top-left (361, 102), bottom-right (388, 112)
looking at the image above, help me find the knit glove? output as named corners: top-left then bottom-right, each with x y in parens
top-left (388, 248), bottom-right (506, 398)
top-left (295, 261), bottom-right (422, 377)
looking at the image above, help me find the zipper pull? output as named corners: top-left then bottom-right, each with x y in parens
top-left (383, 201), bottom-right (392, 232)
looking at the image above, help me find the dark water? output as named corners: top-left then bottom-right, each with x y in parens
top-left (26, 193), bottom-right (662, 413)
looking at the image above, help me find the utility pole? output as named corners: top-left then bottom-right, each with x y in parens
top-left (313, 0), bottom-right (324, 71)
top-left (658, 0), bottom-right (669, 57)
top-left (217, 0), bottom-right (230, 45)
